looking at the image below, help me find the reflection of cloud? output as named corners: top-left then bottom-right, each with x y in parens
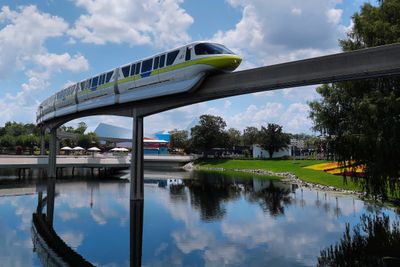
top-left (172, 226), bottom-right (213, 254)
top-left (204, 245), bottom-right (244, 267)
top-left (59, 231), bottom-right (84, 249)
top-left (58, 211), bottom-right (78, 221)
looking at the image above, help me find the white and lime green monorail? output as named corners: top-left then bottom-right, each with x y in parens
top-left (37, 42), bottom-right (242, 123)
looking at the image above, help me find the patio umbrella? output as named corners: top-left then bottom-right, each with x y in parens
top-left (88, 147), bottom-right (101, 152)
top-left (73, 146), bottom-right (85, 151)
top-left (61, 146), bottom-right (73, 151)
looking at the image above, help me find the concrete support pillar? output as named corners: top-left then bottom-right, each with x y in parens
top-left (48, 128), bottom-right (57, 179)
top-left (46, 177), bottom-right (56, 227)
top-left (130, 116), bottom-right (144, 200)
top-left (40, 131), bottom-right (46, 156)
top-left (130, 199), bottom-right (143, 267)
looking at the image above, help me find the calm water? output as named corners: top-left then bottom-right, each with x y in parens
top-left (0, 170), bottom-right (398, 267)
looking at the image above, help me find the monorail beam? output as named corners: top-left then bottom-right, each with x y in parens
top-left (130, 115), bottom-right (144, 200)
top-left (40, 43), bottom-right (400, 126)
top-left (133, 43), bottom-right (400, 116)
top-left (48, 128), bottom-right (57, 179)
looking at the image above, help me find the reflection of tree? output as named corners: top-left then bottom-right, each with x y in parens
top-left (318, 214), bottom-right (400, 267)
top-left (169, 184), bottom-right (187, 203)
top-left (248, 181), bottom-right (292, 216)
top-left (185, 172), bottom-right (241, 221)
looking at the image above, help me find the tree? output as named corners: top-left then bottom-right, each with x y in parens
top-left (225, 128), bottom-right (242, 149)
top-left (77, 132), bottom-right (98, 148)
top-left (75, 122), bottom-right (87, 134)
top-left (0, 134), bottom-right (15, 148)
top-left (243, 126), bottom-right (260, 146)
top-left (259, 123), bottom-right (290, 159)
top-left (190, 115), bottom-right (227, 156)
top-left (308, 0), bottom-right (400, 197)
top-left (318, 214), bottom-right (400, 267)
top-left (169, 130), bottom-right (190, 153)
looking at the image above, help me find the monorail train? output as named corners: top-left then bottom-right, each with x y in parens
top-left (37, 42), bottom-right (242, 124)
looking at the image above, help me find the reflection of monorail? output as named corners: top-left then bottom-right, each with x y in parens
top-left (37, 42), bottom-right (241, 123)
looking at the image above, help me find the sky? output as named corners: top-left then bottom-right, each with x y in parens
top-left (0, 0), bottom-right (374, 136)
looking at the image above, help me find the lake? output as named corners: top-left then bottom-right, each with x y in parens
top-left (0, 169), bottom-right (398, 266)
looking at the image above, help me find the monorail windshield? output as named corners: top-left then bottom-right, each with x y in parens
top-left (194, 43), bottom-right (234, 55)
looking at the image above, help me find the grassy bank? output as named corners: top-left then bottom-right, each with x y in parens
top-left (194, 159), bottom-right (362, 192)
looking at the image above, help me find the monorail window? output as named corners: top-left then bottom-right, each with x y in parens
top-left (106, 71), bottom-right (113, 83)
top-left (99, 74), bottom-right (105, 85)
top-left (154, 56), bottom-right (159, 70)
top-left (85, 79), bottom-right (91, 89)
top-left (141, 58), bottom-right (153, 73)
top-left (122, 65), bottom-right (130, 78)
top-left (91, 76), bottom-right (99, 87)
top-left (160, 54), bottom-right (166, 68)
top-left (80, 81), bottom-right (85, 90)
top-left (135, 63), bottom-right (141, 75)
top-left (185, 47), bottom-right (191, 61)
top-left (130, 64), bottom-right (136, 76)
top-left (167, 50), bottom-right (179, 66)
top-left (194, 43), bottom-right (234, 55)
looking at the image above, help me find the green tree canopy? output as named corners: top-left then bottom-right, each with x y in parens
top-left (225, 128), bottom-right (242, 149)
top-left (169, 129), bottom-right (190, 152)
top-left (259, 123), bottom-right (290, 159)
top-left (77, 132), bottom-right (99, 149)
top-left (190, 114), bottom-right (227, 155)
top-left (242, 126), bottom-right (260, 146)
top-left (308, 0), bottom-right (400, 197)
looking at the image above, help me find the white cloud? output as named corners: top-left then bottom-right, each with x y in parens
top-left (69, 0), bottom-right (193, 48)
top-left (0, 5), bottom-right (90, 126)
top-left (213, 0), bottom-right (347, 67)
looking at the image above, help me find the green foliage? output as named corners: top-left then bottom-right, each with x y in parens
top-left (75, 122), bottom-right (88, 134)
top-left (259, 123), bottom-right (290, 159)
top-left (77, 132), bottom-right (98, 149)
top-left (169, 129), bottom-right (190, 152)
top-left (318, 214), bottom-right (400, 267)
top-left (225, 128), bottom-right (242, 148)
top-left (243, 126), bottom-right (260, 146)
top-left (0, 134), bottom-right (15, 148)
top-left (309, 0), bottom-right (400, 198)
top-left (190, 114), bottom-right (227, 155)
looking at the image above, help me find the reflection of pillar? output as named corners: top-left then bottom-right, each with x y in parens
top-left (131, 116), bottom-right (144, 200)
top-left (130, 200), bottom-right (143, 267)
top-left (46, 177), bottom-right (56, 227)
top-left (48, 128), bottom-right (57, 179)
top-left (40, 130), bottom-right (46, 155)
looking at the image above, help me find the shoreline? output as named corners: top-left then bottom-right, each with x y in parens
top-left (183, 162), bottom-right (368, 199)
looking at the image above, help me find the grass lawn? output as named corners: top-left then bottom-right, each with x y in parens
top-left (195, 159), bottom-right (362, 192)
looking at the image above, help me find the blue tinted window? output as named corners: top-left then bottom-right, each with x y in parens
top-left (130, 64), bottom-right (136, 76)
top-left (122, 65), bottom-right (130, 77)
top-left (141, 59), bottom-right (153, 73)
top-left (159, 55), bottom-right (166, 68)
top-left (135, 63), bottom-right (141, 75)
top-left (106, 71), bottom-right (113, 83)
top-left (154, 56), bottom-right (159, 70)
top-left (91, 76), bottom-right (99, 87)
top-left (167, 50), bottom-right (179, 66)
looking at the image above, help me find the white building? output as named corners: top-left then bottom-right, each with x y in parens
top-left (252, 144), bottom-right (292, 159)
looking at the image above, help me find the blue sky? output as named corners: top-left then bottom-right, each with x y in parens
top-left (0, 0), bottom-right (373, 136)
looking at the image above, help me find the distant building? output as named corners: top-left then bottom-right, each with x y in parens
top-left (94, 123), bottom-right (169, 154)
top-left (252, 144), bottom-right (292, 158)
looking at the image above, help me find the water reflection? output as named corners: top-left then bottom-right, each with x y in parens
top-left (318, 214), bottom-right (400, 267)
top-left (32, 178), bottom-right (95, 266)
top-left (32, 178), bottom-right (144, 267)
top-left (0, 170), bottom-right (398, 266)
